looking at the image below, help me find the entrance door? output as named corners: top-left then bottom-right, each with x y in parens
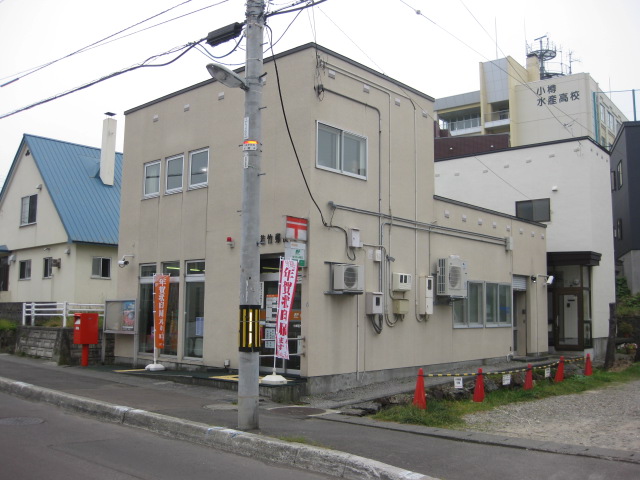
top-left (554, 289), bottom-right (583, 350)
top-left (513, 291), bottom-right (527, 356)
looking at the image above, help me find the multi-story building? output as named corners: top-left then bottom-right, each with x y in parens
top-left (0, 121), bottom-right (122, 309)
top-left (114, 44), bottom-right (548, 393)
top-left (611, 121), bottom-right (640, 294)
top-left (435, 50), bottom-right (626, 153)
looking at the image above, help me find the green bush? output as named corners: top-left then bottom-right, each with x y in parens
top-left (0, 319), bottom-right (18, 331)
top-left (616, 278), bottom-right (640, 317)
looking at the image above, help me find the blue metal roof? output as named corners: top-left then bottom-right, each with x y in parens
top-left (22, 134), bottom-right (122, 246)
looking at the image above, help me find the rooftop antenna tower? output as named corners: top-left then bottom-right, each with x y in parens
top-left (528, 35), bottom-right (564, 79)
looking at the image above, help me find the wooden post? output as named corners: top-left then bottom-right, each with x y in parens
top-left (604, 302), bottom-right (617, 370)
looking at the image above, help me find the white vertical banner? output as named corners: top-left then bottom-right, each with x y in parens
top-left (275, 258), bottom-right (298, 360)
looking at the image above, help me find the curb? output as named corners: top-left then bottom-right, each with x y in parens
top-left (0, 376), bottom-right (437, 480)
top-left (318, 414), bottom-right (640, 465)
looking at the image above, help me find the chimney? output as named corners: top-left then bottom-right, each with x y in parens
top-left (100, 113), bottom-right (117, 186)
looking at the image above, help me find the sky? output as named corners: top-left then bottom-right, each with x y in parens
top-left (1, 0), bottom-right (638, 188)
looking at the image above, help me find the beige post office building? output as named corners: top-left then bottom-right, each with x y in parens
top-left (115, 44), bottom-right (547, 393)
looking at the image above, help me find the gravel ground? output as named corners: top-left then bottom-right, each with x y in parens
top-left (463, 378), bottom-right (640, 452)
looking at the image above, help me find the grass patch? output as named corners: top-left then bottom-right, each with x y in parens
top-left (0, 319), bottom-right (18, 331)
top-left (373, 363), bottom-right (640, 429)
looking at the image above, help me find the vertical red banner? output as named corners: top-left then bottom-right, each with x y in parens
top-left (275, 259), bottom-right (298, 360)
top-left (153, 274), bottom-right (170, 350)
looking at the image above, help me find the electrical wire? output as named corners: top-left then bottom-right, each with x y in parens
top-left (1, 0), bottom-right (230, 87)
top-left (265, 24), bottom-right (327, 227)
top-left (0, 39), bottom-right (205, 120)
top-left (399, 0), bottom-right (590, 142)
top-left (265, 0), bottom-right (328, 18)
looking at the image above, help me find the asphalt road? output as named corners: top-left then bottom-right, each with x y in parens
top-left (0, 391), bottom-right (335, 480)
top-left (2, 354), bottom-right (639, 480)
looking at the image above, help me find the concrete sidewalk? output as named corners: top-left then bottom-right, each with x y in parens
top-left (1, 354), bottom-right (638, 480)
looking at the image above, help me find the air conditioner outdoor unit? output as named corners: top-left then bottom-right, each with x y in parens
top-left (332, 264), bottom-right (364, 293)
top-left (437, 256), bottom-right (468, 298)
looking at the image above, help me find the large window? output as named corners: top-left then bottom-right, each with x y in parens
top-left (184, 260), bottom-right (205, 358)
top-left (20, 194), bottom-right (37, 225)
top-left (515, 198), bottom-right (551, 222)
top-left (165, 155), bottom-right (184, 193)
top-left (161, 262), bottom-right (180, 356)
top-left (189, 149), bottom-right (209, 188)
top-left (144, 161), bottom-right (161, 197)
top-left (317, 123), bottom-right (367, 178)
top-left (139, 264), bottom-right (157, 354)
top-left (453, 282), bottom-right (511, 327)
top-left (486, 283), bottom-right (512, 325)
top-left (43, 257), bottom-right (53, 279)
top-left (19, 260), bottom-right (31, 280)
top-left (453, 281), bottom-right (483, 327)
top-left (92, 257), bottom-right (111, 279)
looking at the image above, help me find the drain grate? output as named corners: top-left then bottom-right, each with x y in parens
top-left (0, 417), bottom-right (45, 426)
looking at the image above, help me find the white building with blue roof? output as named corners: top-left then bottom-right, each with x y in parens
top-left (0, 120), bottom-right (122, 307)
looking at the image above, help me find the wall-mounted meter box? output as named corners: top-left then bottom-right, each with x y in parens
top-left (392, 273), bottom-right (412, 292)
top-left (348, 228), bottom-right (362, 248)
top-left (392, 298), bottom-right (409, 315)
top-left (365, 292), bottom-right (383, 315)
top-left (418, 275), bottom-right (434, 315)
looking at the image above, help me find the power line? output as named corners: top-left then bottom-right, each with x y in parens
top-left (0, 39), bottom-right (205, 120)
top-left (1, 0), bottom-right (230, 87)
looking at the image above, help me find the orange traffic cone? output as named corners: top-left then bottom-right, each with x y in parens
top-left (473, 368), bottom-right (485, 402)
top-left (524, 363), bottom-right (533, 390)
top-left (413, 368), bottom-right (427, 410)
top-left (585, 353), bottom-right (593, 376)
top-left (554, 356), bottom-right (565, 383)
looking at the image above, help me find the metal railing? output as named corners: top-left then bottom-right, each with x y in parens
top-left (22, 302), bottom-right (104, 327)
top-left (485, 109), bottom-right (510, 123)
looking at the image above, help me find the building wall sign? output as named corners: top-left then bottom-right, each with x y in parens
top-left (535, 84), bottom-right (580, 107)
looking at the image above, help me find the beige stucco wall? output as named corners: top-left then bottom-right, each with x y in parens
top-left (117, 46), bottom-right (548, 387)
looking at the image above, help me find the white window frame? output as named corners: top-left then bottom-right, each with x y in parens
top-left (316, 122), bottom-right (367, 179)
top-left (92, 257), bottom-right (112, 279)
top-left (144, 160), bottom-right (161, 198)
top-left (189, 148), bottom-right (209, 189)
top-left (165, 154), bottom-right (184, 194)
top-left (20, 194), bottom-right (37, 226)
top-left (19, 260), bottom-right (31, 280)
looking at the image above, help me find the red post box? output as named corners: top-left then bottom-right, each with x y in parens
top-left (73, 313), bottom-right (99, 345)
top-left (73, 313), bottom-right (99, 367)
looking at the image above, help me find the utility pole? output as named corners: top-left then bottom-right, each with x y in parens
top-left (237, 0), bottom-right (265, 431)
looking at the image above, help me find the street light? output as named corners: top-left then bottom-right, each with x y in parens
top-left (206, 63), bottom-right (248, 91)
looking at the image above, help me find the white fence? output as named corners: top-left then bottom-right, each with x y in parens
top-left (22, 302), bottom-right (104, 327)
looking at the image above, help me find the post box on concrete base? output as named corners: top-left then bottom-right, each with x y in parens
top-left (73, 313), bottom-right (99, 366)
